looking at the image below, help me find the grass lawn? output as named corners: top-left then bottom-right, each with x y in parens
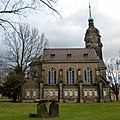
top-left (0, 99), bottom-right (120, 120)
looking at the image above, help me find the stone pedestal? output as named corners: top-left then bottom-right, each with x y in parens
top-left (99, 82), bottom-right (104, 102)
top-left (40, 83), bottom-right (44, 99)
top-left (78, 82), bottom-right (83, 103)
top-left (79, 82), bottom-right (84, 103)
top-left (59, 83), bottom-right (63, 103)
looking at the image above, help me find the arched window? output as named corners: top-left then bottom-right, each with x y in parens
top-left (84, 90), bottom-right (87, 96)
top-left (55, 90), bottom-right (58, 96)
top-left (33, 90), bottom-right (37, 97)
top-left (84, 67), bottom-right (92, 84)
top-left (103, 90), bottom-right (107, 96)
top-left (59, 69), bottom-right (63, 76)
top-left (66, 68), bottom-right (74, 85)
top-left (77, 69), bottom-right (81, 81)
top-left (48, 68), bottom-right (57, 84)
top-left (75, 90), bottom-right (78, 97)
top-left (26, 90), bottom-right (30, 98)
top-left (89, 90), bottom-right (92, 96)
top-left (64, 90), bottom-right (68, 96)
top-left (77, 69), bottom-right (81, 76)
top-left (50, 90), bottom-right (53, 96)
top-left (69, 90), bottom-right (73, 96)
top-left (94, 90), bottom-right (97, 96)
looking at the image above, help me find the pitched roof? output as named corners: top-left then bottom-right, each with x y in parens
top-left (41, 48), bottom-right (99, 62)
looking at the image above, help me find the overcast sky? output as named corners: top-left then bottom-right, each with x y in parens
top-left (1, 0), bottom-right (120, 60)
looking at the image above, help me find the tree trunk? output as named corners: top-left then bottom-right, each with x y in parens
top-left (12, 91), bottom-right (17, 102)
top-left (116, 94), bottom-right (119, 101)
top-left (16, 71), bottom-right (24, 102)
top-left (19, 84), bottom-right (22, 102)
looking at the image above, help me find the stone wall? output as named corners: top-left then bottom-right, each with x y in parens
top-left (22, 81), bottom-right (111, 102)
top-left (22, 80), bottom-right (39, 100)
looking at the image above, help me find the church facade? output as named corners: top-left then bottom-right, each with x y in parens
top-left (22, 5), bottom-right (112, 103)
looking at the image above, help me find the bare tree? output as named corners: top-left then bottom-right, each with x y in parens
top-left (4, 23), bottom-right (48, 101)
top-left (0, 0), bottom-right (61, 30)
top-left (106, 59), bottom-right (120, 101)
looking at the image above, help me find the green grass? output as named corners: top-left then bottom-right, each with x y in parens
top-left (0, 99), bottom-right (120, 120)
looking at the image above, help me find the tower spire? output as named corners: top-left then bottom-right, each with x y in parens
top-left (89, 2), bottom-right (92, 19)
top-left (85, 3), bottom-right (103, 60)
top-left (88, 2), bottom-right (94, 27)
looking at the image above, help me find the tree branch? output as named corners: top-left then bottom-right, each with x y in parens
top-left (4, 0), bottom-right (11, 11)
top-left (39, 0), bottom-right (62, 18)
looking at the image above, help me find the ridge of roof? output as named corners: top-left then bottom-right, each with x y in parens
top-left (44, 47), bottom-right (92, 50)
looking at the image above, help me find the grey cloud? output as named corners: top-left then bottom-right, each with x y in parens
top-left (17, 4), bottom-right (120, 60)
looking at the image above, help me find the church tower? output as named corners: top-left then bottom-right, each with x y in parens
top-left (84, 3), bottom-right (103, 60)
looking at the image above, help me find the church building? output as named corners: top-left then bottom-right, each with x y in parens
top-left (22, 4), bottom-right (112, 103)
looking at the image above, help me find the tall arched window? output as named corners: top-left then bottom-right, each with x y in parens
top-left (84, 67), bottom-right (92, 84)
top-left (48, 68), bottom-right (56, 84)
top-left (66, 68), bottom-right (74, 85)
